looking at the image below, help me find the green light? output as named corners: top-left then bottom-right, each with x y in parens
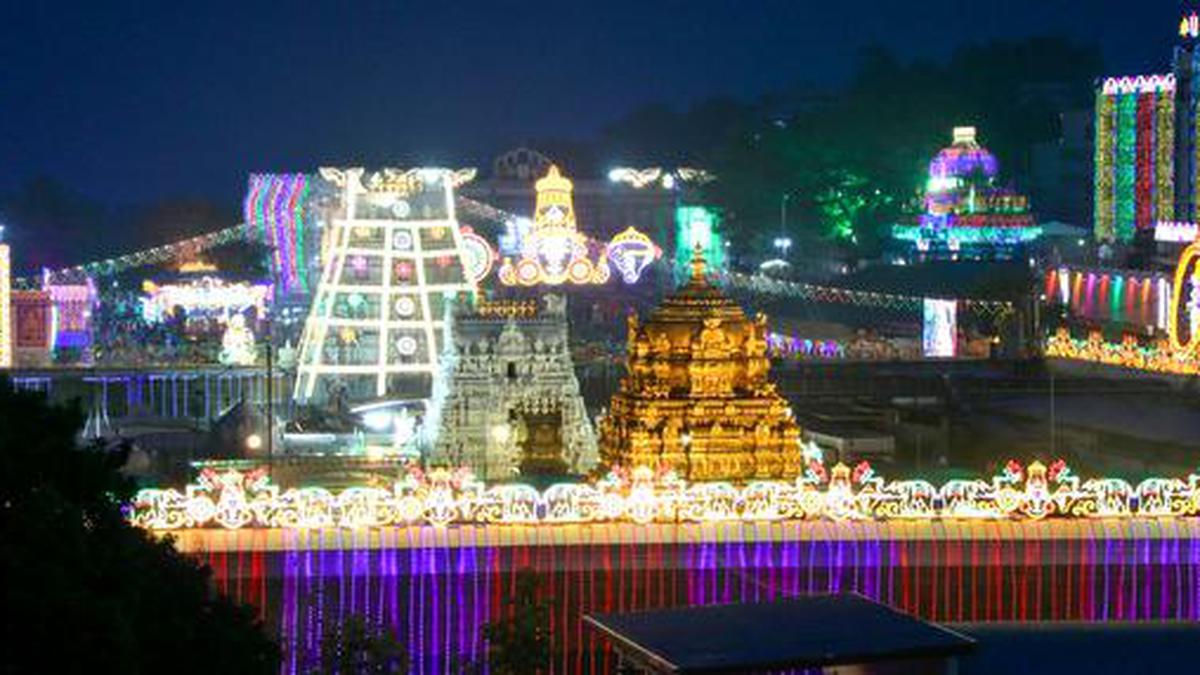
top-left (675, 206), bottom-right (725, 281)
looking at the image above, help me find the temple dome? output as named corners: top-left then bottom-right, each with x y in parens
top-left (928, 126), bottom-right (998, 181)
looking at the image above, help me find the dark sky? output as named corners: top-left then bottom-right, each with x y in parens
top-left (0, 0), bottom-right (1184, 205)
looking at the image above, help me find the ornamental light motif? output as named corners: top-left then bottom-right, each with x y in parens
top-left (458, 226), bottom-right (496, 284)
top-left (605, 226), bottom-right (662, 284)
top-left (140, 276), bottom-right (273, 323)
top-left (498, 166), bottom-right (610, 286)
top-left (129, 457), bottom-right (1200, 531)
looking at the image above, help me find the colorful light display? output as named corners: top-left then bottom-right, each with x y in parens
top-left (245, 174), bottom-right (312, 295)
top-left (140, 276), bottom-right (273, 323)
top-left (605, 226), bottom-right (661, 284)
top-left (1046, 328), bottom-right (1200, 376)
top-left (1043, 266), bottom-right (1168, 330)
top-left (130, 455), bottom-right (1200, 531)
top-left (1094, 65), bottom-right (1178, 242)
top-left (893, 127), bottom-right (1039, 255)
top-left (498, 166), bottom-right (610, 286)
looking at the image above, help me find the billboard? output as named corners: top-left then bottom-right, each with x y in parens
top-left (922, 298), bottom-right (957, 358)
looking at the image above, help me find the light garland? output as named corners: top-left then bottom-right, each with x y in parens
top-left (245, 174), bottom-right (311, 295)
top-left (1156, 89), bottom-right (1175, 223)
top-left (1046, 327), bottom-right (1200, 375)
top-left (129, 457), bottom-right (1200, 531)
top-left (1094, 90), bottom-right (1116, 241)
top-left (1115, 93), bottom-right (1138, 241)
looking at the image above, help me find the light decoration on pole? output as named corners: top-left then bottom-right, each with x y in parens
top-left (128, 457), bottom-right (1200, 531)
top-left (498, 166), bottom-right (610, 286)
top-left (605, 226), bottom-right (661, 284)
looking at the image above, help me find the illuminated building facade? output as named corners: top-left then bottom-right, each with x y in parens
top-left (599, 249), bottom-right (801, 482)
top-left (1094, 12), bottom-right (1200, 242)
top-left (0, 244), bottom-right (10, 368)
top-left (893, 127), bottom-right (1039, 258)
top-left (430, 296), bottom-right (597, 480)
top-left (11, 289), bottom-right (51, 367)
top-left (294, 168), bottom-right (475, 407)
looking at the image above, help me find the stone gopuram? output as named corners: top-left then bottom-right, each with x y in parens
top-left (432, 296), bottom-right (598, 480)
top-left (599, 249), bottom-right (801, 481)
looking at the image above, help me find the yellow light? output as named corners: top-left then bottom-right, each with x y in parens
top-left (245, 434), bottom-right (263, 451)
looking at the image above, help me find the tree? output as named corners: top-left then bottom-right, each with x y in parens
top-left (309, 614), bottom-right (409, 675)
top-left (484, 569), bottom-right (553, 675)
top-left (0, 380), bottom-right (278, 673)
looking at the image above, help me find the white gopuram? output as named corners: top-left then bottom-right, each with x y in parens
top-left (431, 295), bottom-right (598, 480)
top-left (293, 168), bottom-right (475, 408)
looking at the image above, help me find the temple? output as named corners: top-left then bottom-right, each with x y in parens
top-left (892, 126), bottom-right (1039, 259)
top-left (599, 248), bottom-right (801, 481)
top-left (431, 295), bottom-right (598, 480)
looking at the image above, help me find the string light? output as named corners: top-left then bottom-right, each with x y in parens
top-left (130, 458), bottom-right (1200, 531)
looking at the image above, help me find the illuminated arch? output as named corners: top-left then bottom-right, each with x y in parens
top-left (1169, 240), bottom-right (1200, 355)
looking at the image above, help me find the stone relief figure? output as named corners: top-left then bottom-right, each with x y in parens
top-left (694, 318), bottom-right (729, 358)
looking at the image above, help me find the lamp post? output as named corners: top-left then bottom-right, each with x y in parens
top-left (780, 193), bottom-right (790, 236)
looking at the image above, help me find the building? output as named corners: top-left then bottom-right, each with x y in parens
top-left (1093, 11), bottom-right (1200, 243)
top-left (430, 296), bottom-right (597, 480)
top-left (599, 248), bottom-right (801, 481)
top-left (892, 127), bottom-right (1040, 260)
top-left (293, 168), bottom-right (475, 408)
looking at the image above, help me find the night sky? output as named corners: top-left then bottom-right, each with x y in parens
top-left (0, 0), bottom-right (1183, 205)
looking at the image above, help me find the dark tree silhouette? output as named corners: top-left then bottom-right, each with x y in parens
top-left (0, 380), bottom-right (278, 674)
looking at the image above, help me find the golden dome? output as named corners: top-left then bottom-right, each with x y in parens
top-left (599, 246), bottom-right (801, 482)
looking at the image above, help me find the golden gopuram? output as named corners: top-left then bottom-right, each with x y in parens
top-left (599, 248), bottom-right (802, 481)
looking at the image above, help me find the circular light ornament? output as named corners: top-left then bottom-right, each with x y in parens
top-left (394, 296), bottom-right (416, 317)
top-left (516, 259), bottom-right (541, 286)
top-left (459, 227), bottom-right (496, 284)
top-left (568, 258), bottom-right (593, 284)
top-left (393, 229), bottom-right (413, 250)
top-left (391, 200), bottom-right (411, 218)
top-left (396, 336), bottom-right (419, 356)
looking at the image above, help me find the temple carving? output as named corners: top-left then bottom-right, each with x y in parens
top-left (599, 248), bottom-right (801, 481)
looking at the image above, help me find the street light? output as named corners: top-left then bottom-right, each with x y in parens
top-left (773, 237), bottom-right (793, 256)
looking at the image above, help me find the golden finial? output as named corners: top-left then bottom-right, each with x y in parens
top-left (689, 243), bottom-right (708, 284)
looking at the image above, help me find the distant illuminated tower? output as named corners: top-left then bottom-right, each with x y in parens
top-left (293, 168), bottom-right (475, 406)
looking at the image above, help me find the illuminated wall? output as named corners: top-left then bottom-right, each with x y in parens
top-left (0, 245), bottom-right (10, 368)
top-left (1093, 75), bottom-right (1176, 242)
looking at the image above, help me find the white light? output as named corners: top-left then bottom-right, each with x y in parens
top-left (362, 410), bottom-right (393, 432)
top-left (607, 168), bottom-right (622, 183)
top-left (245, 434), bottom-right (263, 451)
top-left (491, 423), bottom-right (511, 444)
top-left (661, 174), bottom-right (676, 190)
top-left (1077, 238), bottom-right (1086, 247)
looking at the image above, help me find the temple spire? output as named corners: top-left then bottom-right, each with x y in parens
top-left (689, 243), bottom-right (708, 285)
